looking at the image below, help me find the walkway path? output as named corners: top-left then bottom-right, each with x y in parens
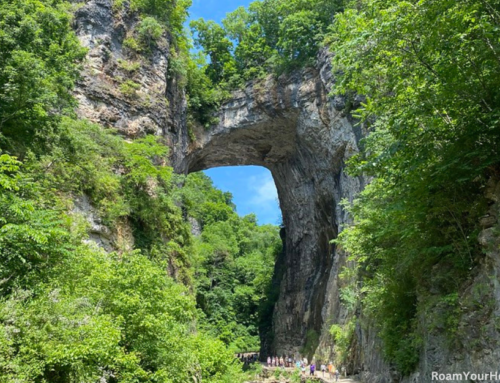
top-left (262, 365), bottom-right (359, 383)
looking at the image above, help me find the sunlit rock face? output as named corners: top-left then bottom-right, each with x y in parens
top-left (174, 50), bottom-right (366, 357)
top-left (72, 3), bottom-right (500, 381)
top-left (72, 0), bottom-right (186, 142)
top-left (70, 0), bottom-right (368, 371)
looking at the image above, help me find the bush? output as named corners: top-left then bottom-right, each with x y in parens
top-left (120, 80), bottom-right (141, 97)
top-left (123, 36), bottom-right (142, 52)
top-left (118, 59), bottom-right (141, 73)
top-left (138, 16), bottom-right (164, 48)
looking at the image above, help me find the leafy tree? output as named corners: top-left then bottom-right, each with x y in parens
top-left (190, 19), bottom-right (237, 84)
top-left (137, 16), bottom-right (164, 48)
top-left (190, 0), bottom-right (346, 90)
top-left (333, 0), bottom-right (500, 374)
top-left (0, 0), bottom-right (86, 154)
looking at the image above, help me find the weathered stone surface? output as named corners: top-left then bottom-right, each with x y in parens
top-left (173, 49), bottom-right (366, 358)
top-left (72, 5), bottom-right (500, 382)
top-left (71, 0), bottom-right (186, 254)
top-left (72, 0), bottom-right (186, 139)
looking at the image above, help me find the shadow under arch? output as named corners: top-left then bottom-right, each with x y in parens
top-left (172, 64), bottom-right (364, 358)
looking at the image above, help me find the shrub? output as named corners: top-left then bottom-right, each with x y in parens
top-left (123, 37), bottom-right (142, 52)
top-left (118, 59), bottom-right (141, 73)
top-left (120, 80), bottom-right (141, 98)
top-left (138, 17), bottom-right (164, 49)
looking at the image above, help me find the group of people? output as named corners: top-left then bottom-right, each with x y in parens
top-left (266, 355), bottom-right (342, 381)
top-left (266, 355), bottom-right (294, 368)
top-left (237, 353), bottom-right (259, 366)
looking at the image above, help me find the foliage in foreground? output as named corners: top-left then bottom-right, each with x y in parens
top-left (332, 0), bottom-right (500, 375)
top-left (183, 173), bottom-right (282, 352)
top-left (0, 154), bottom-right (245, 382)
top-left (0, 0), bottom-right (281, 381)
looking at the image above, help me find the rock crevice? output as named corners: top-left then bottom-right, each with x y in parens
top-left (73, 5), bottom-right (500, 381)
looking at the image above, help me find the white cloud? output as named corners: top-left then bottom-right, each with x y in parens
top-left (249, 173), bottom-right (278, 206)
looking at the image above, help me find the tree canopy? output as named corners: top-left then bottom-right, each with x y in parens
top-left (332, 0), bottom-right (500, 374)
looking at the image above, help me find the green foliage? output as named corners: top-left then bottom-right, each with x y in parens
top-left (131, 0), bottom-right (191, 32)
top-left (117, 59), bottom-right (141, 73)
top-left (190, 0), bottom-right (345, 87)
top-left (333, 0), bottom-right (500, 375)
top-left (120, 79), bottom-right (141, 97)
top-left (0, 0), bottom-right (86, 154)
top-left (0, 121), bottom-right (251, 381)
top-left (329, 321), bottom-right (354, 365)
top-left (0, 154), bottom-right (72, 295)
top-left (123, 36), bottom-right (142, 52)
top-left (0, 244), bottom-right (245, 382)
top-left (182, 173), bottom-right (281, 352)
top-left (0, 0), bottom-right (282, 381)
top-left (190, 19), bottom-right (236, 84)
top-left (185, 52), bottom-right (226, 128)
top-left (137, 16), bottom-right (163, 48)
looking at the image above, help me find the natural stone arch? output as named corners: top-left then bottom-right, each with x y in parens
top-left (70, 0), bottom-right (363, 356)
top-left (172, 55), bottom-right (365, 356)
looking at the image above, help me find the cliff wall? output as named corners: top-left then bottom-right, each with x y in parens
top-left (72, 3), bottom-right (500, 382)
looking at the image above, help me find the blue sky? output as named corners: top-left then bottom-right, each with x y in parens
top-left (205, 166), bottom-right (281, 225)
top-left (187, 1), bottom-right (282, 226)
top-left (188, 0), bottom-right (253, 23)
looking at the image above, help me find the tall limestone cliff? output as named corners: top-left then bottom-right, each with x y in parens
top-left (72, 3), bottom-right (500, 382)
top-left (72, 0), bottom-right (366, 361)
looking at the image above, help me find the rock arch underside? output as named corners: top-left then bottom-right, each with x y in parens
top-left (73, 1), bottom-right (500, 382)
top-left (173, 54), bottom-right (365, 357)
top-left (72, 0), bottom-right (375, 372)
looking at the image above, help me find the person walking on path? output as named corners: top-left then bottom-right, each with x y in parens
top-left (310, 362), bottom-right (316, 376)
top-left (328, 362), bottom-right (334, 379)
top-left (301, 362), bottom-right (306, 376)
top-left (335, 368), bottom-right (340, 382)
top-left (267, 356), bottom-right (271, 367)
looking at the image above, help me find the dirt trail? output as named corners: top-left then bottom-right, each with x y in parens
top-left (261, 366), bottom-right (360, 382)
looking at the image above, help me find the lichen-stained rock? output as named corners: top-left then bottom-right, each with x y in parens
top-left (72, 0), bottom-right (186, 139)
top-left (175, 49), bottom-right (366, 357)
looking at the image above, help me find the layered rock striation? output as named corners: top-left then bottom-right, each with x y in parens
top-left (72, 3), bottom-right (500, 382)
top-left (71, 0), bottom-right (366, 366)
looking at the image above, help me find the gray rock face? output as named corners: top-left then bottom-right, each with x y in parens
top-left (72, 4), bottom-right (500, 381)
top-left (72, 0), bottom-right (186, 140)
top-left (175, 50), bottom-right (366, 356)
